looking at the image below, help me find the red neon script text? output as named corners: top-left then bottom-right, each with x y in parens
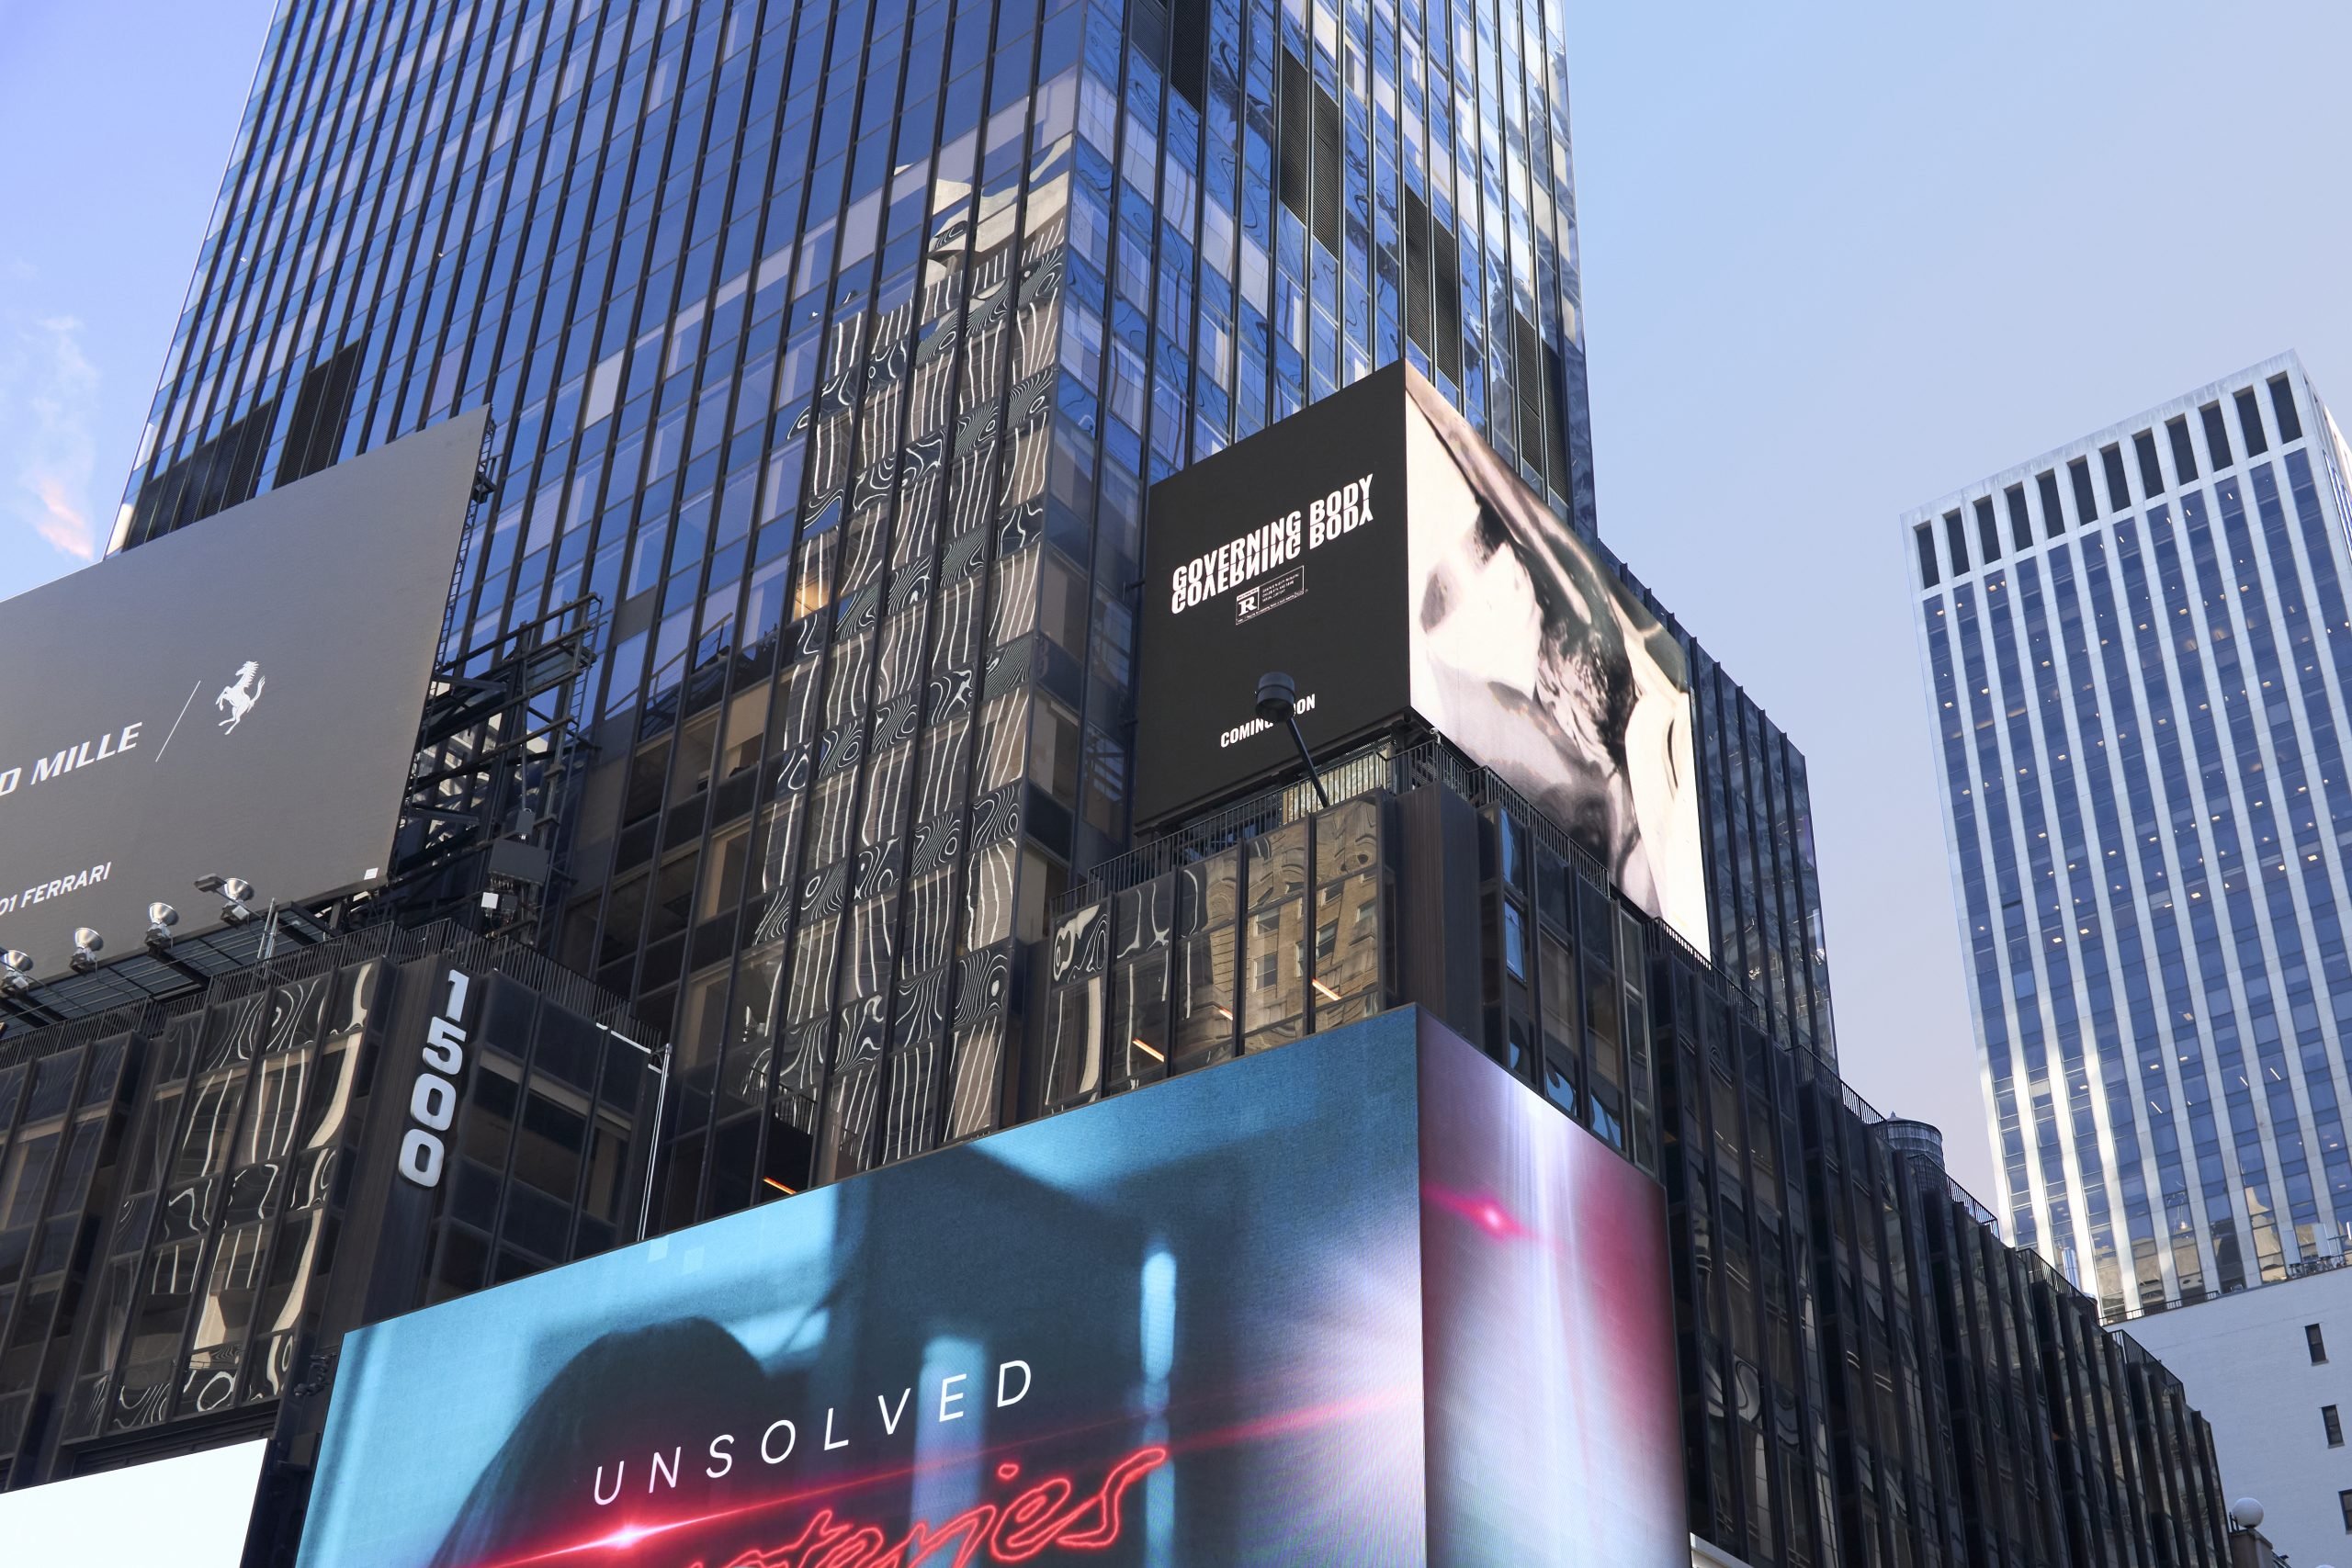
top-left (705, 1445), bottom-right (1167, 1568)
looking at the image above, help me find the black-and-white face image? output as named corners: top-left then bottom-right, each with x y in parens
top-left (1403, 378), bottom-right (1710, 956)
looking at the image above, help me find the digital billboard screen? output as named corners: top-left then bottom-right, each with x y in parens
top-left (296, 1007), bottom-right (1684, 1568)
top-left (0, 1438), bottom-right (267, 1568)
top-left (1135, 367), bottom-right (1708, 956)
top-left (0, 411), bottom-right (486, 978)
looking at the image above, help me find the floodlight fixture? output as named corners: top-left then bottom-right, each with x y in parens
top-left (1254, 671), bottom-right (1330, 808)
top-left (0, 950), bottom-right (31, 996)
top-left (198, 874), bottom-right (258, 925)
top-left (146, 902), bottom-right (180, 953)
top-left (69, 928), bottom-right (104, 974)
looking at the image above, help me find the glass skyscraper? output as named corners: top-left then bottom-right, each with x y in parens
top-left (5, 8), bottom-right (2245, 1560)
top-left (1907, 353), bottom-right (2352, 1318)
top-left (107, 0), bottom-right (1610, 1225)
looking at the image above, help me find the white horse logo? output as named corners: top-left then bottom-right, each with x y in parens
top-left (216, 661), bottom-right (266, 733)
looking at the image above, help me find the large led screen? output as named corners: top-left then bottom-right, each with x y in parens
top-left (300, 1015), bottom-right (1430, 1568)
top-left (0, 1438), bottom-right (268, 1568)
top-left (1134, 368), bottom-right (1709, 956)
top-left (1415, 1015), bottom-right (1685, 1563)
top-left (0, 411), bottom-right (485, 977)
top-left (297, 1007), bottom-right (1687, 1568)
top-left (1397, 377), bottom-right (1708, 956)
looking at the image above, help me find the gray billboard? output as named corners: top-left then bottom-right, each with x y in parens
top-left (0, 410), bottom-right (486, 978)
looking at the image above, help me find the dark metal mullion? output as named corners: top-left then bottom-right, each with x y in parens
top-left (151, 0), bottom-right (318, 491)
top-left (584, 0), bottom-right (735, 1001)
top-left (153, 1003), bottom-right (277, 1418)
top-left (90, 1018), bottom-right (206, 1429)
top-left (586, 0), bottom-right (782, 1210)
top-left (717, 0), bottom-right (848, 1195)
top-left (444, 0), bottom-right (565, 454)
top-left (430, 0), bottom-right (560, 646)
top-left (909, 0), bottom-right (1066, 1153)
top-left (709, 0), bottom-right (882, 1187)
top-left (664, 0), bottom-right (863, 1202)
top-left (370, 4), bottom-right (493, 450)
top-left (788, 0), bottom-right (951, 1180)
top-left (220, 992), bottom-right (349, 1400)
top-left (301, 0), bottom-right (420, 472)
top-left (236, 0), bottom-right (364, 480)
top-left (678, 6), bottom-right (917, 1208)
top-left (202, 1010), bottom-right (323, 1412)
top-left (0, 1032), bottom-right (105, 1438)
top-left (344, 0), bottom-right (467, 456)
top-left (808, 116), bottom-right (991, 1166)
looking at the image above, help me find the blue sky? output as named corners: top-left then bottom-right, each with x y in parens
top-left (7, 0), bottom-right (2352, 1198)
top-left (0, 0), bottom-right (273, 597)
top-left (1563, 2), bottom-right (2352, 1197)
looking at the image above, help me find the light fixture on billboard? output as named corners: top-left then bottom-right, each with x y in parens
top-left (68, 929), bottom-right (104, 974)
top-left (196, 874), bottom-right (258, 925)
top-left (1255, 671), bottom-right (1331, 808)
top-left (145, 903), bottom-right (180, 953)
top-left (0, 950), bottom-right (32, 995)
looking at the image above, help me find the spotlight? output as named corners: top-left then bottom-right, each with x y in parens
top-left (1254, 671), bottom-right (1298, 724)
top-left (0, 950), bottom-right (31, 996)
top-left (1253, 670), bottom-right (1331, 808)
top-left (198, 875), bottom-right (257, 925)
top-left (69, 928), bottom-right (104, 974)
top-left (146, 902), bottom-right (180, 953)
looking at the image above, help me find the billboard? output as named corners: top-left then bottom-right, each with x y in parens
top-left (0, 1438), bottom-right (267, 1568)
top-left (1134, 366), bottom-right (1710, 957)
top-left (0, 411), bottom-right (486, 977)
top-left (295, 1007), bottom-right (1684, 1568)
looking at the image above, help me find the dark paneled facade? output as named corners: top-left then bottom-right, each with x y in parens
top-left (1655, 945), bottom-right (2226, 1568)
top-left (1046, 759), bottom-right (2230, 1568)
top-left (0, 923), bottom-right (650, 1523)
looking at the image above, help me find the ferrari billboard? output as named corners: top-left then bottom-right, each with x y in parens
top-left (0, 411), bottom-right (485, 977)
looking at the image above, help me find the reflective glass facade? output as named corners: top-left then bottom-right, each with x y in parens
top-left (1908, 354), bottom-right (2352, 1319)
top-left (1046, 756), bottom-right (2229, 1568)
top-left (0, 922), bottom-right (651, 1496)
top-left (112, 0), bottom-right (1600, 1223)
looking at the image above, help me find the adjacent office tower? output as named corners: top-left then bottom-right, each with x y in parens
top-left (110, 0), bottom-right (1600, 1223)
top-left (1906, 353), bottom-right (2352, 1317)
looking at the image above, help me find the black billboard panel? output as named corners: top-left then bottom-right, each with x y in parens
top-left (1136, 368), bottom-right (1709, 956)
top-left (0, 411), bottom-right (487, 977)
top-left (1133, 364), bottom-right (1411, 827)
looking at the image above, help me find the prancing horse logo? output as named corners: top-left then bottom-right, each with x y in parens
top-left (216, 661), bottom-right (266, 733)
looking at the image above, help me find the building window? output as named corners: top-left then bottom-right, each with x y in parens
top-left (2312, 1322), bottom-right (2329, 1363)
top-left (1944, 508), bottom-right (1970, 574)
top-left (1973, 496), bottom-right (2001, 563)
top-left (2236, 386), bottom-right (2269, 455)
top-left (1916, 523), bottom-right (1940, 588)
top-left (2341, 1488), bottom-right (2352, 1533)
top-left (2200, 401), bottom-right (2233, 469)
top-left (2004, 483), bottom-right (2032, 549)
top-left (2037, 469), bottom-right (2066, 537)
top-left (2133, 429), bottom-right (2165, 496)
top-left (2327, 1404), bottom-right (2344, 1447)
top-left (2272, 373), bottom-right (2304, 443)
top-left (2165, 416), bottom-right (2199, 483)
top-left (2069, 457), bottom-right (2099, 524)
top-left (2101, 443), bottom-right (2133, 513)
